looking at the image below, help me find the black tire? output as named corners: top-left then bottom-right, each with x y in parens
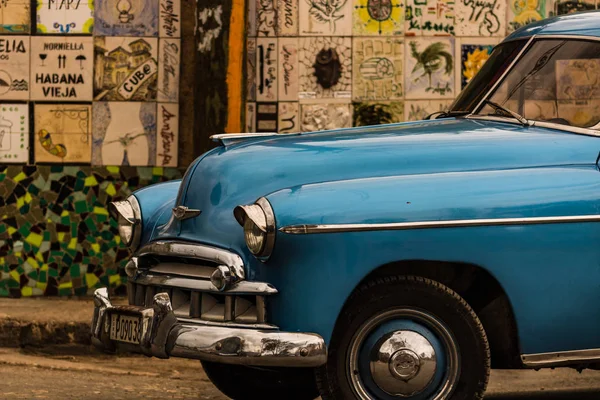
top-left (316, 275), bottom-right (490, 400)
top-left (201, 361), bottom-right (319, 400)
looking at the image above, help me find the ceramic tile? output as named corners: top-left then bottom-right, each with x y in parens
top-left (0, 103), bottom-right (28, 163)
top-left (247, 0), bottom-right (257, 36)
top-left (278, 101), bottom-right (299, 133)
top-left (553, 0), bottom-right (596, 15)
top-left (352, 37), bottom-right (403, 101)
top-left (159, 0), bottom-right (181, 37)
top-left (157, 38), bottom-right (180, 102)
top-left (92, 102), bottom-right (157, 166)
top-left (256, 38), bottom-right (278, 101)
top-left (255, 102), bottom-right (277, 132)
top-left (404, 99), bottom-right (453, 120)
top-left (278, 37), bottom-right (298, 101)
top-left (93, 37), bottom-right (159, 102)
top-left (456, 37), bottom-right (499, 91)
top-left (506, 0), bottom-right (549, 33)
top-left (246, 102), bottom-right (256, 132)
top-left (95, 0), bottom-right (159, 36)
top-left (353, 101), bottom-right (404, 125)
top-left (0, 0), bottom-right (30, 33)
top-left (556, 59), bottom-right (600, 100)
top-left (247, 38), bottom-right (256, 101)
top-left (257, 0), bottom-right (277, 36)
top-left (0, 36), bottom-right (29, 101)
top-left (298, 37), bottom-right (352, 100)
top-left (299, 0), bottom-right (352, 35)
top-left (405, 0), bottom-right (454, 36)
top-left (300, 102), bottom-right (352, 131)
top-left (156, 103), bottom-right (178, 167)
top-left (34, 103), bottom-right (92, 163)
top-left (353, 0), bottom-right (403, 36)
top-left (405, 37), bottom-right (455, 99)
top-left (30, 36), bottom-right (94, 101)
top-left (37, 0), bottom-right (94, 34)
top-left (455, 0), bottom-right (506, 37)
top-left (277, 0), bottom-right (298, 36)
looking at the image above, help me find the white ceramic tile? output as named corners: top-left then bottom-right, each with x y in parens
top-left (353, 101), bottom-right (404, 125)
top-left (257, 0), bottom-right (277, 36)
top-left (353, 37), bottom-right (404, 101)
top-left (278, 102), bottom-right (299, 133)
top-left (92, 101), bottom-right (157, 166)
top-left (246, 102), bottom-right (256, 132)
top-left (353, 0), bottom-right (403, 36)
top-left (247, 38), bottom-right (257, 101)
top-left (256, 38), bottom-right (278, 101)
top-left (157, 38), bottom-right (180, 102)
top-left (277, 0), bottom-right (298, 36)
top-left (159, 0), bottom-right (181, 37)
top-left (93, 37), bottom-right (159, 102)
top-left (506, 0), bottom-right (548, 33)
top-left (405, 0), bottom-right (454, 36)
top-left (0, 0), bottom-right (30, 34)
top-left (298, 37), bottom-right (352, 100)
top-left (37, 0), bottom-right (94, 34)
top-left (156, 103), bottom-right (178, 167)
top-left (455, 0), bottom-right (506, 37)
top-left (95, 0), bottom-right (159, 36)
top-left (247, 0), bottom-right (257, 36)
top-left (299, 0), bottom-right (352, 35)
top-left (0, 103), bottom-right (28, 163)
top-left (0, 36), bottom-right (30, 101)
top-left (278, 37), bottom-right (298, 101)
top-left (30, 36), bottom-right (94, 101)
top-left (255, 102), bottom-right (277, 132)
top-left (34, 103), bottom-right (92, 163)
top-left (300, 102), bottom-right (352, 131)
top-left (405, 37), bottom-right (455, 99)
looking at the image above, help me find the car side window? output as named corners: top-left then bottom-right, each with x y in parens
top-left (478, 39), bottom-right (600, 129)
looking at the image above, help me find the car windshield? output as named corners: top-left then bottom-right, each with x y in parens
top-left (450, 40), bottom-right (527, 113)
top-left (471, 39), bottom-right (600, 129)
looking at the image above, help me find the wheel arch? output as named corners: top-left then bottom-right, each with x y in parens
top-left (342, 260), bottom-right (522, 369)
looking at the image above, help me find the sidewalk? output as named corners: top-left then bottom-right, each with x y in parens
top-left (0, 297), bottom-right (125, 348)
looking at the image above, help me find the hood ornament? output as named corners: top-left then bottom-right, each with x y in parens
top-left (172, 206), bottom-right (202, 221)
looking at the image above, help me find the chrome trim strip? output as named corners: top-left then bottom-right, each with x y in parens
top-left (210, 132), bottom-right (302, 146)
top-left (133, 273), bottom-right (278, 295)
top-left (280, 215), bottom-right (600, 235)
top-left (91, 288), bottom-right (326, 367)
top-left (136, 241), bottom-right (245, 281)
top-left (521, 348), bottom-right (600, 368)
top-left (176, 317), bottom-right (277, 330)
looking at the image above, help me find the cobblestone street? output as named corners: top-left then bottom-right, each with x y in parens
top-left (2, 346), bottom-right (600, 399)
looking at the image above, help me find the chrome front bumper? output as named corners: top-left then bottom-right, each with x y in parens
top-left (91, 288), bottom-right (327, 367)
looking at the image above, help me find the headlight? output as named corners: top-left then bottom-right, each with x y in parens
top-left (109, 195), bottom-right (142, 250)
top-left (234, 197), bottom-right (275, 260)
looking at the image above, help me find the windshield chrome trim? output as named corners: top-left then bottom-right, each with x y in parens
top-left (467, 115), bottom-right (600, 137)
top-left (279, 215), bottom-right (600, 235)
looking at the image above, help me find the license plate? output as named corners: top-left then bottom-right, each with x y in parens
top-left (110, 314), bottom-right (142, 344)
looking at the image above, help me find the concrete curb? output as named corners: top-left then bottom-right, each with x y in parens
top-left (0, 317), bottom-right (91, 348)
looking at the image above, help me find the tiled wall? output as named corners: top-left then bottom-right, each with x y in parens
top-left (245, 0), bottom-right (597, 131)
top-left (0, 0), bottom-right (181, 166)
top-left (0, 1), bottom-right (184, 297)
top-left (0, 165), bottom-right (182, 297)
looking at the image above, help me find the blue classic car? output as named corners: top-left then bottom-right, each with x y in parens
top-left (93, 11), bottom-right (600, 400)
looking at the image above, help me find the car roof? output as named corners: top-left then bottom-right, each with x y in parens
top-left (504, 10), bottom-right (600, 42)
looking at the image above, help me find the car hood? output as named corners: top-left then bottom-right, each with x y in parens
top-left (152, 118), bottom-right (599, 256)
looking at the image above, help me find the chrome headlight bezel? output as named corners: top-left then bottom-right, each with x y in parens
top-left (234, 197), bottom-right (276, 261)
top-left (109, 195), bottom-right (142, 250)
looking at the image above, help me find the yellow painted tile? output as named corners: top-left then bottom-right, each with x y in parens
top-left (13, 172), bottom-right (26, 182)
top-left (107, 166), bottom-right (120, 174)
top-left (58, 281), bottom-right (73, 289)
top-left (86, 273), bottom-right (99, 288)
top-left (105, 183), bottom-right (117, 196)
top-left (25, 233), bottom-right (43, 248)
top-left (85, 176), bottom-right (98, 186)
top-left (91, 243), bottom-right (100, 253)
top-left (68, 238), bottom-right (77, 250)
top-left (9, 270), bottom-right (19, 281)
top-left (109, 275), bottom-right (121, 285)
top-left (93, 207), bottom-right (109, 216)
top-left (21, 287), bottom-right (33, 297)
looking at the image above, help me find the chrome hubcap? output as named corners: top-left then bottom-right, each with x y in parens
top-left (348, 309), bottom-right (459, 400)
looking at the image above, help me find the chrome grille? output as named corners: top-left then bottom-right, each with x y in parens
top-left (128, 281), bottom-right (267, 324)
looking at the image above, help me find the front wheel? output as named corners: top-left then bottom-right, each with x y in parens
top-left (316, 275), bottom-right (490, 400)
top-left (201, 361), bottom-right (319, 400)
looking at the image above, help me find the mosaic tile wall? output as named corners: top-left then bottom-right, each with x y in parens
top-left (245, 0), bottom-right (598, 131)
top-left (0, 165), bottom-right (182, 298)
top-left (0, 0), bottom-right (181, 167)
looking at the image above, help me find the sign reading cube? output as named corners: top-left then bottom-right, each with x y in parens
top-left (30, 37), bottom-right (93, 101)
